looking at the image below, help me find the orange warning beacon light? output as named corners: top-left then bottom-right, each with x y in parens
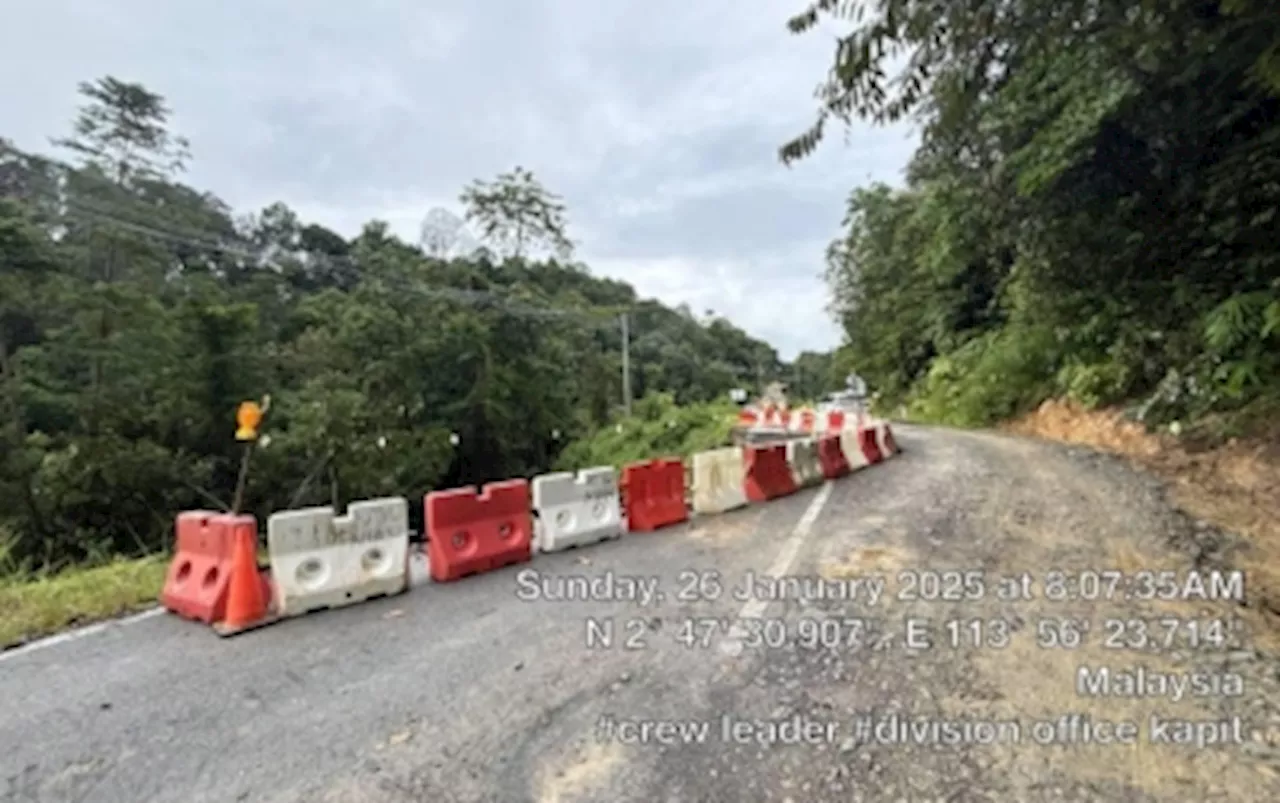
top-left (235, 400), bottom-right (265, 441)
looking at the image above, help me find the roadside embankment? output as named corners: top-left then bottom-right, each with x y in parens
top-left (1006, 399), bottom-right (1280, 643)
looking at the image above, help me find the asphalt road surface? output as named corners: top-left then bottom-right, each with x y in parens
top-left (4, 426), bottom-right (1280, 802)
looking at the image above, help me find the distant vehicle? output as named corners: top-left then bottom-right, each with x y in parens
top-left (818, 373), bottom-right (868, 415)
top-left (844, 373), bottom-right (867, 397)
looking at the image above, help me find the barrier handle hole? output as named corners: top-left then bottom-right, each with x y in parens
top-left (361, 548), bottom-right (387, 572)
top-left (297, 558), bottom-right (325, 584)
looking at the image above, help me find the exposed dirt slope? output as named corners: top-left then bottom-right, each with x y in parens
top-left (1006, 400), bottom-right (1280, 642)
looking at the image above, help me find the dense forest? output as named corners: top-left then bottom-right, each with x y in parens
top-left (0, 79), bottom-right (794, 573)
top-left (792, 0), bottom-right (1280, 431)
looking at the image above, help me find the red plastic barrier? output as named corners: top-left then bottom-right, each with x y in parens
top-left (756, 405), bottom-right (770, 427)
top-left (816, 435), bottom-right (850, 479)
top-left (826, 410), bottom-right (846, 432)
top-left (621, 458), bottom-right (688, 532)
top-left (857, 427), bottom-right (884, 464)
top-left (425, 480), bottom-right (532, 582)
top-left (161, 512), bottom-right (265, 624)
top-left (737, 409), bottom-right (760, 427)
top-left (743, 444), bottom-right (798, 502)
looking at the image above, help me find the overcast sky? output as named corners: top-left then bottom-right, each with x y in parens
top-left (1, 0), bottom-right (916, 359)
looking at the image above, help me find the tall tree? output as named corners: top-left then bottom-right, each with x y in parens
top-left (460, 166), bottom-right (573, 260)
top-left (45, 78), bottom-right (196, 434)
top-left (53, 76), bottom-right (191, 185)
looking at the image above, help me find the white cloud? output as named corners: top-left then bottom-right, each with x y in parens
top-left (0, 0), bottom-right (917, 360)
top-left (589, 244), bottom-right (841, 360)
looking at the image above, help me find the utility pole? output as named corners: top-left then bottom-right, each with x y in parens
top-left (620, 312), bottom-right (632, 416)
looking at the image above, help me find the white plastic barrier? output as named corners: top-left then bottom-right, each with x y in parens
top-left (787, 409), bottom-right (817, 434)
top-left (691, 447), bottom-right (748, 515)
top-left (874, 422), bottom-right (898, 458)
top-left (786, 438), bottom-right (824, 487)
top-left (840, 430), bottom-right (871, 471)
top-left (267, 497), bottom-right (409, 617)
top-left (532, 467), bottom-right (624, 552)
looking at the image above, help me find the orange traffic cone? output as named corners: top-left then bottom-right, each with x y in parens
top-left (213, 520), bottom-right (275, 636)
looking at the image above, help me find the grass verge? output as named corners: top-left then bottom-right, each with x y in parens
top-left (0, 556), bottom-right (168, 650)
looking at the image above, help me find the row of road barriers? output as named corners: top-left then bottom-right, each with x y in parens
top-left (159, 420), bottom-right (900, 636)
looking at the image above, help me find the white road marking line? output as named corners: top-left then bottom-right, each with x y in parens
top-left (720, 481), bottom-right (834, 657)
top-left (0, 606), bottom-right (163, 664)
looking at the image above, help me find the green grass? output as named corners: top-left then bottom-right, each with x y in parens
top-left (0, 556), bottom-right (169, 649)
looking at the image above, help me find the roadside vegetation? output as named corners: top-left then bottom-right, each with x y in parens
top-left (0, 556), bottom-right (167, 648)
top-left (553, 393), bottom-right (738, 471)
top-left (790, 0), bottom-right (1279, 438)
top-left (0, 78), bottom-right (795, 646)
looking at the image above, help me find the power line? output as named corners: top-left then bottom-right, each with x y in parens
top-left (10, 179), bottom-right (596, 310)
top-left (44, 195), bottom-right (623, 327)
top-left (5, 162), bottom-right (762, 382)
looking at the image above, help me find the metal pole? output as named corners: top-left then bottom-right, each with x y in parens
top-left (620, 312), bottom-right (632, 417)
top-left (229, 443), bottom-right (254, 515)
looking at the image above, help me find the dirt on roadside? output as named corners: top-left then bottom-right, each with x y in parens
top-left (1005, 399), bottom-right (1280, 648)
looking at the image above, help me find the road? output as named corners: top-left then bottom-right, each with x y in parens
top-left (4, 426), bottom-right (1280, 802)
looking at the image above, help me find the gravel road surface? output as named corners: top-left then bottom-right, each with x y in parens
top-left (4, 425), bottom-right (1278, 802)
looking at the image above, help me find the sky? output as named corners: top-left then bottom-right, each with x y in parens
top-left (1, 0), bottom-right (917, 360)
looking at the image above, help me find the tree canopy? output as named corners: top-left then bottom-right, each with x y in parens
top-left (798, 0), bottom-right (1280, 427)
top-left (460, 166), bottom-right (574, 260)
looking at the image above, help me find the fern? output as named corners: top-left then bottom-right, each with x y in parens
top-left (1201, 289), bottom-right (1280, 401)
top-left (1204, 292), bottom-right (1275, 353)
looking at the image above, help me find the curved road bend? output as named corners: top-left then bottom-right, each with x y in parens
top-left (4, 426), bottom-right (1279, 802)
